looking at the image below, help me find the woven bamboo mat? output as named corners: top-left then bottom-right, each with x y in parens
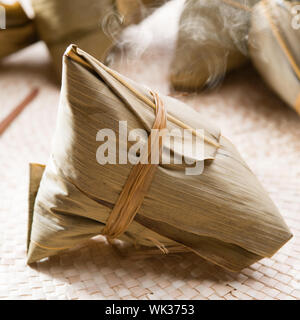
top-left (0, 5), bottom-right (300, 298)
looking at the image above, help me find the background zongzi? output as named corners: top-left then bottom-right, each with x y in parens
top-left (0, 1), bottom-right (37, 59)
top-left (31, 0), bottom-right (117, 75)
top-left (249, 0), bottom-right (300, 115)
top-left (169, 0), bottom-right (259, 91)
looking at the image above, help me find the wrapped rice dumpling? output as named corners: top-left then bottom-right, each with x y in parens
top-left (0, 2), bottom-right (37, 59)
top-left (170, 0), bottom-right (259, 91)
top-left (249, 0), bottom-right (300, 115)
top-left (27, 45), bottom-right (292, 272)
top-left (116, 0), bottom-right (167, 25)
top-left (31, 0), bottom-right (118, 75)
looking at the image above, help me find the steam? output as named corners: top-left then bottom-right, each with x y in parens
top-left (179, 1), bottom-right (251, 53)
top-left (100, 0), bottom-right (257, 91)
top-left (101, 10), bottom-right (124, 44)
top-left (103, 0), bottom-right (184, 67)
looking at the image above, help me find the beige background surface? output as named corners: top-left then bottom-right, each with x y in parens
top-left (0, 0), bottom-right (299, 299)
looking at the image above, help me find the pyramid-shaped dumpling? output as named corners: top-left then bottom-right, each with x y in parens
top-left (27, 45), bottom-right (292, 271)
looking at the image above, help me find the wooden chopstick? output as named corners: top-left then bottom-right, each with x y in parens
top-left (0, 88), bottom-right (39, 136)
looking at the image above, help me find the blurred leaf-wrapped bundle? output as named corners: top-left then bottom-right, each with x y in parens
top-left (31, 0), bottom-right (119, 75)
top-left (249, 0), bottom-right (300, 114)
top-left (27, 45), bottom-right (292, 272)
top-left (0, 1), bottom-right (37, 59)
top-left (170, 0), bottom-right (259, 91)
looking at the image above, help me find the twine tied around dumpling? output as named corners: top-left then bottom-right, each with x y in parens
top-left (102, 91), bottom-right (167, 244)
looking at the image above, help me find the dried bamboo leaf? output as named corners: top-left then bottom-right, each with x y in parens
top-left (169, 0), bottom-right (259, 91)
top-left (249, 0), bottom-right (300, 114)
top-left (0, 2), bottom-right (38, 59)
top-left (27, 45), bottom-right (292, 272)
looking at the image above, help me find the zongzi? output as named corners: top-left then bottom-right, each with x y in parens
top-left (249, 0), bottom-right (300, 115)
top-left (31, 0), bottom-right (119, 75)
top-left (27, 45), bottom-right (292, 272)
top-left (169, 0), bottom-right (259, 91)
top-left (0, 2), bottom-right (37, 59)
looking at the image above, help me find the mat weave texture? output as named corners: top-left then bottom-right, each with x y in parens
top-left (0, 36), bottom-right (299, 299)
